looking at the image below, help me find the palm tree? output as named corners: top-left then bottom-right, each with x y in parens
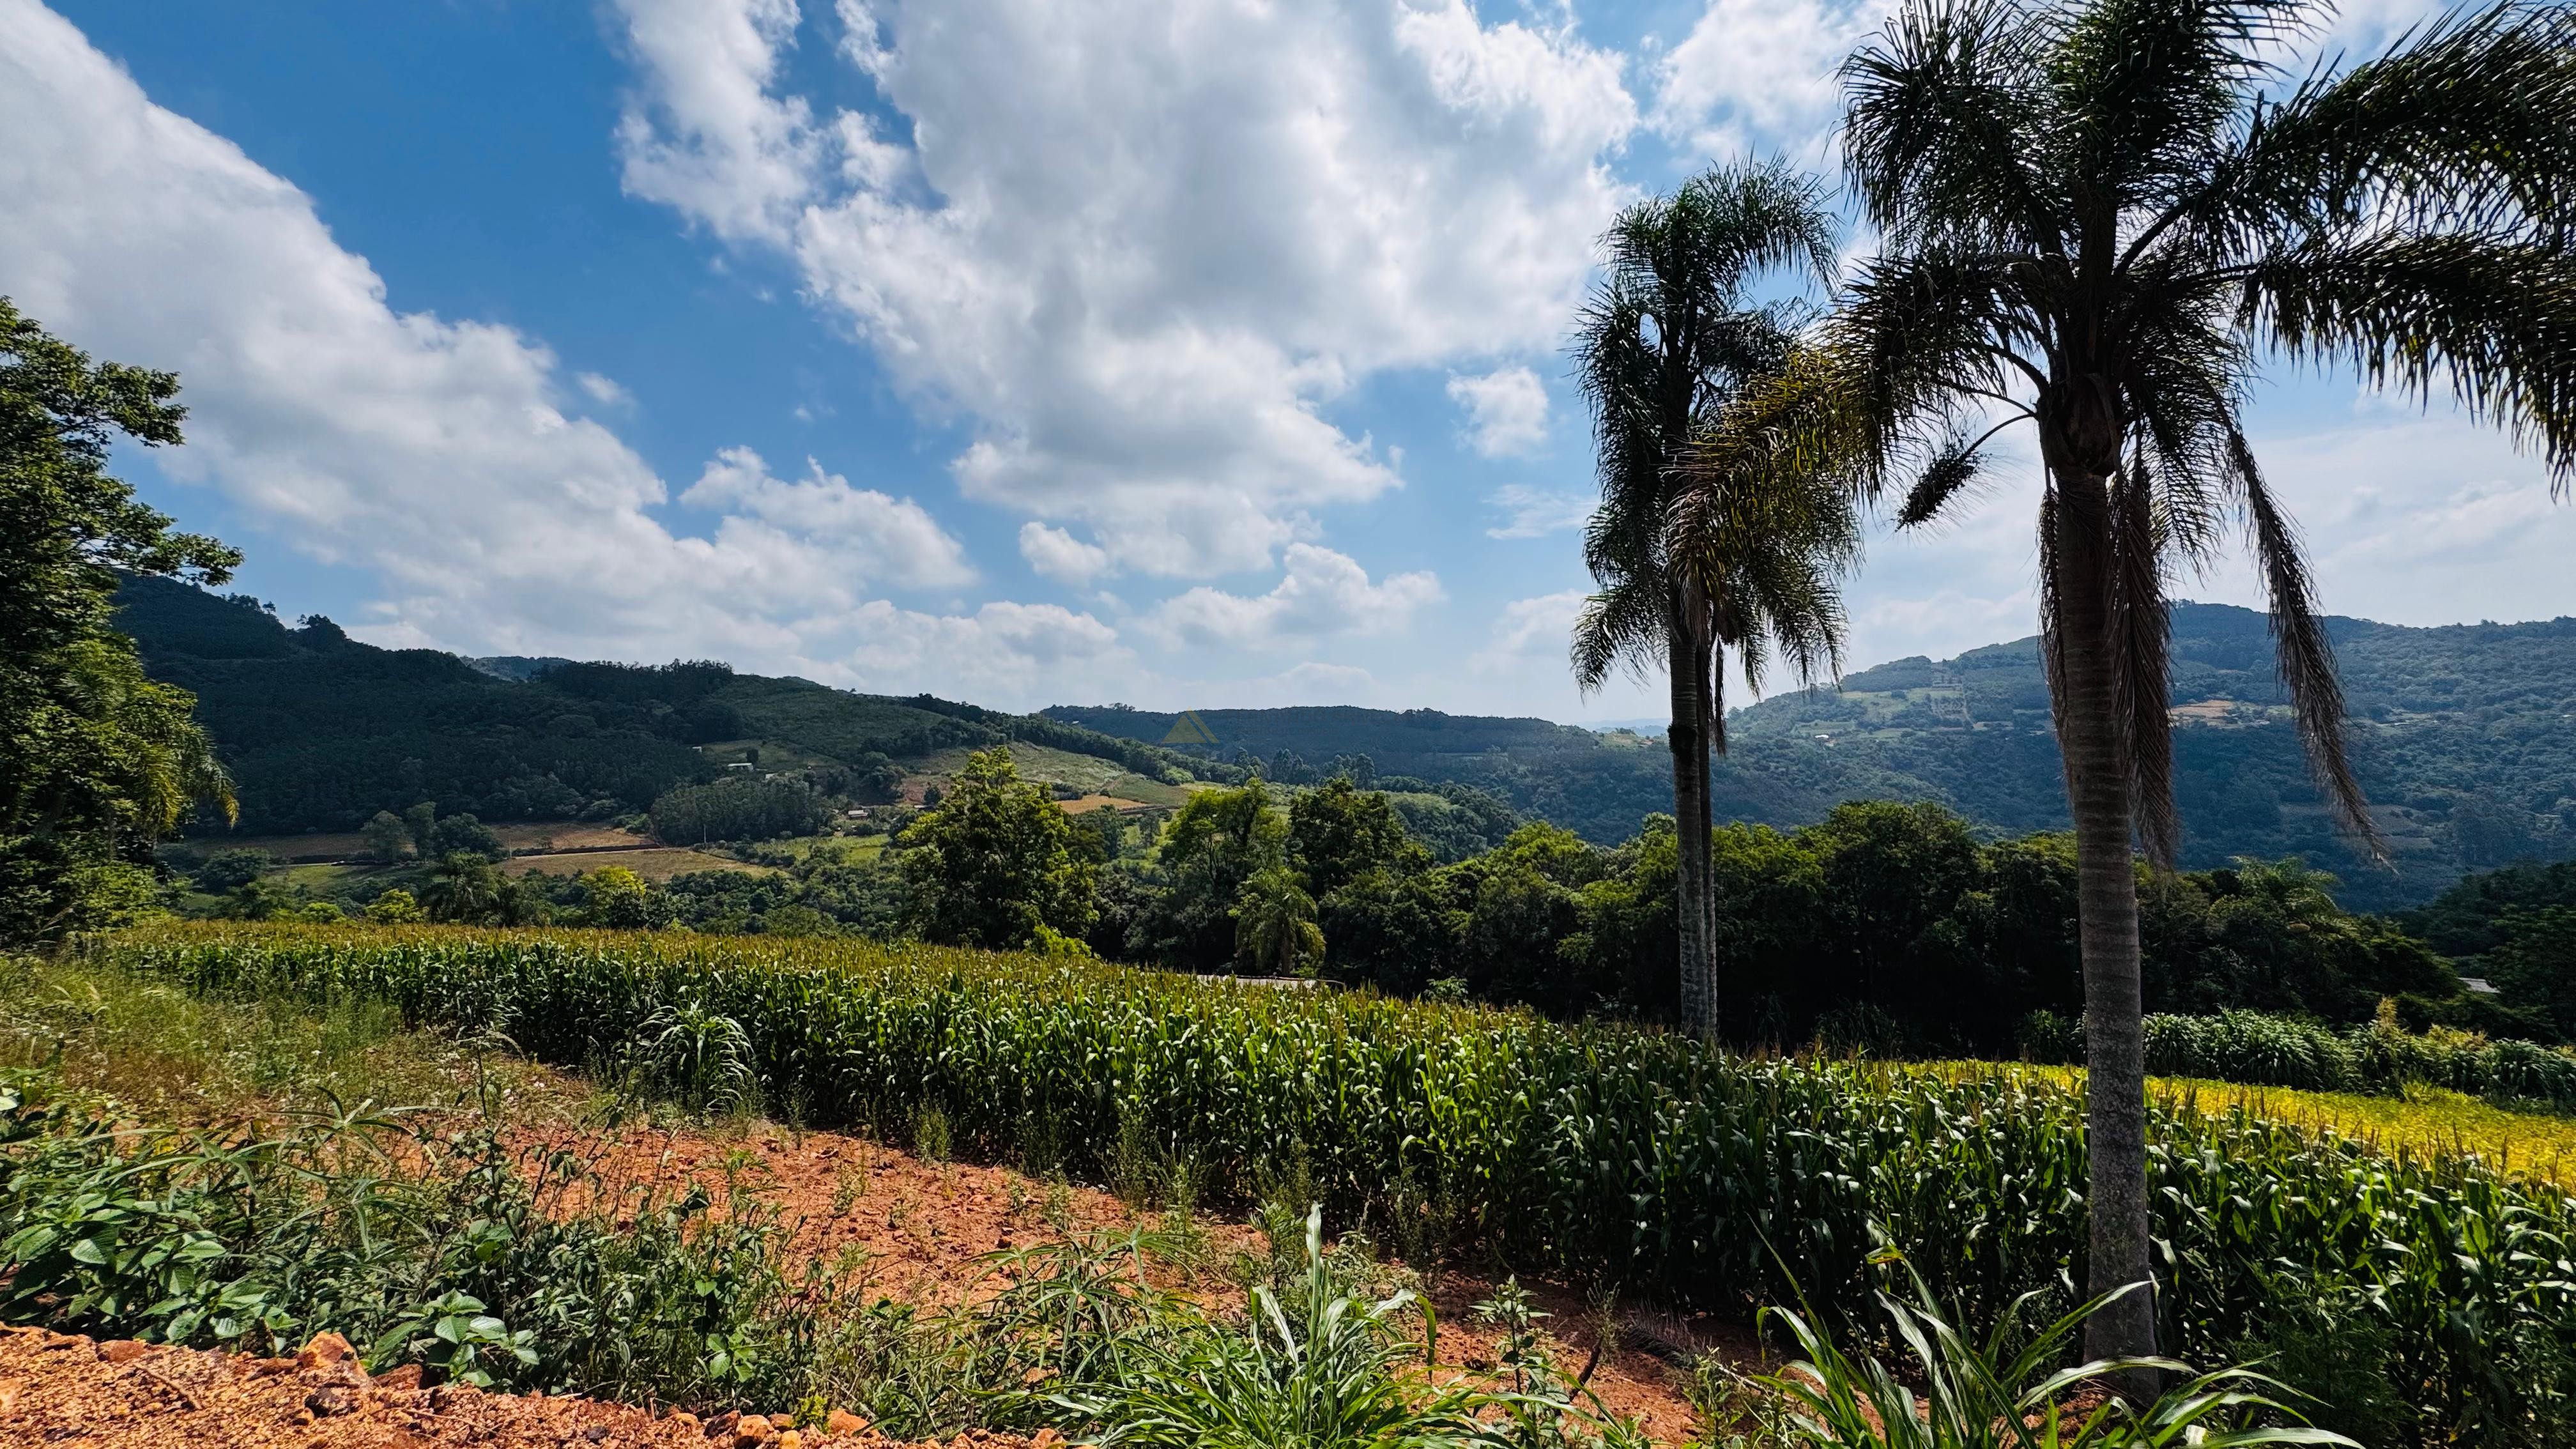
top-left (1569, 161), bottom-right (1844, 1040)
top-left (422, 851), bottom-right (503, 924)
top-left (1235, 865), bottom-right (1324, 977)
top-left (1825, 0), bottom-right (2576, 1374)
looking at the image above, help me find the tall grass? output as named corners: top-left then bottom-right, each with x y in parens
top-left (88, 923), bottom-right (2576, 1446)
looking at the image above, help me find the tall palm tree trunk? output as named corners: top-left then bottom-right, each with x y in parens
top-left (2049, 469), bottom-right (2158, 1383)
top-left (1667, 594), bottom-right (1718, 1039)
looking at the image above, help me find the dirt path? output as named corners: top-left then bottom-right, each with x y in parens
top-left (0, 1326), bottom-right (1016, 1449)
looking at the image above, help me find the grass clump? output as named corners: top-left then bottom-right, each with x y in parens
top-left (1750, 1271), bottom-right (2353, 1449)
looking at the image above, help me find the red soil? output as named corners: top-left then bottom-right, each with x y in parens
top-left (0, 1326), bottom-right (1027, 1449)
top-left (510, 1116), bottom-right (1721, 1441)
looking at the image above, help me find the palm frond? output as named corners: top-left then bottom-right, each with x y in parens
top-left (2223, 426), bottom-right (2382, 855)
top-left (1570, 581), bottom-right (1669, 697)
top-left (2108, 456), bottom-right (2179, 865)
top-left (2044, 0), bottom-right (2306, 215)
top-left (2244, 233), bottom-right (2576, 485)
top-left (2197, 3), bottom-right (2576, 255)
top-left (1842, 0), bottom-right (2062, 252)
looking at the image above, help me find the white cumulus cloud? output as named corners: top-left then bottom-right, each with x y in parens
top-left (1146, 544), bottom-right (1442, 649)
top-left (1447, 365), bottom-right (1551, 456)
top-left (610, 0), bottom-right (1637, 578)
top-left (0, 0), bottom-right (1120, 708)
top-left (681, 446), bottom-right (976, 592)
top-left (1483, 483), bottom-right (1592, 539)
top-left (1018, 522), bottom-right (1114, 586)
top-left (1471, 588), bottom-right (1586, 675)
top-left (1652, 0), bottom-right (1890, 158)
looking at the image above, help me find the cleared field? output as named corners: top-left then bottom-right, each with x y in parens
top-left (503, 847), bottom-right (771, 882)
top-left (183, 821), bottom-right (645, 862)
top-left (273, 861), bottom-right (368, 892)
top-left (907, 742), bottom-right (1193, 808)
top-left (736, 834), bottom-right (889, 865)
top-left (183, 829), bottom-right (375, 860)
top-left (1059, 793), bottom-right (1152, 813)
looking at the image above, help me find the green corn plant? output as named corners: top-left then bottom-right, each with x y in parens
top-left (629, 1001), bottom-right (759, 1116)
top-left (1048, 1206), bottom-right (1471, 1449)
top-left (1755, 1269), bottom-right (2356, 1449)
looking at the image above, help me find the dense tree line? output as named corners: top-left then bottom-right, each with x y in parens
top-left (649, 777), bottom-right (831, 846)
top-left (114, 578), bottom-right (1223, 838)
top-left (283, 782), bottom-right (2557, 1062)
top-left (515, 750), bottom-right (2503, 1054)
top-left (1075, 779), bottom-right (2471, 1050)
top-left (1052, 599), bottom-right (2576, 913)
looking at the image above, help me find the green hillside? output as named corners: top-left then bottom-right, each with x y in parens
top-left (116, 578), bottom-right (1212, 836)
top-left (1054, 603), bottom-right (2576, 910)
top-left (126, 575), bottom-right (2575, 909)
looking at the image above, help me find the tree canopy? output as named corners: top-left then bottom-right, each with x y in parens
top-left (898, 748), bottom-right (1100, 950)
top-left (0, 299), bottom-right (238, 943)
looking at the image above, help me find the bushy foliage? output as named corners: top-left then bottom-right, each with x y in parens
top-left (191, 848), bottom-right (275, 892)
top-left (96, 922), bottom-right (2576, 1445)
top-left (0, 301), bottom-right (238, 944)
top-left (1747, 1272), bottom-right (2347, 1449)
top-left (898, 749), bottom-right (1099, 949)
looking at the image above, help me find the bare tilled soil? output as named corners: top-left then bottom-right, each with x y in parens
top-left (0, 1326), bottom-right (1032, 1449)
top-left (512, 1117), bottom-right (1717, 1440)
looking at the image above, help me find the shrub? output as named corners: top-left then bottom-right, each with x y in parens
top-left (192, 849), bottom-right (275, 893)
top-left (1752, 1272), bottom-right (2350, 1449)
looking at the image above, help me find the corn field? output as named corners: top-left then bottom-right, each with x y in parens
top-left (86, 923), bottom-right (2576, 1445)
top-left (2018, 1007), bottom-right (2576, 1108)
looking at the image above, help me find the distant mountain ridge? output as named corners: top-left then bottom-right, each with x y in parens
top-left (121, 576), bottom-right (2576, 910)
top-left (1053, 602), bottom-right (2576, 909)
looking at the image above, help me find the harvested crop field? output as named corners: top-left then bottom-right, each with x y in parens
top-left (1947, 1062), bottom-right (2576, 1190)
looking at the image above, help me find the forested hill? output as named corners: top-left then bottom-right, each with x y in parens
top-left (1052, 602), bottom-right (2576, 910)
top-left (116, 578), bottom-right (1210, 836)
top-left (124, 574), bottom-right (2573, 909)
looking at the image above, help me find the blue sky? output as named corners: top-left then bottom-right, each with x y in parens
top-left (6, 0), bottom-right (2568, 721)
